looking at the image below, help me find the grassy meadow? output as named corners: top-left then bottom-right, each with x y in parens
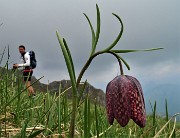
top-left (0, 67), bottom-right (179, 138)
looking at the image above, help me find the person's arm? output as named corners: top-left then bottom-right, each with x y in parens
top-left (18, 53), bottom-right (30, 67)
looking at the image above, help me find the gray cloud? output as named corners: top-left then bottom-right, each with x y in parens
top-left (0, 0), bottom-right (179, 90)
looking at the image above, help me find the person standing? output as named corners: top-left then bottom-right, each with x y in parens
top-left (13, 45), bottom-right (35, 96)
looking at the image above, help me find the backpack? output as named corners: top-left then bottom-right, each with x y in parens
top-left (29, 51), bottom-right (37, 69)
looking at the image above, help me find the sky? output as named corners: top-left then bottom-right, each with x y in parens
top-left (0, 0), bottom-right (179, 93)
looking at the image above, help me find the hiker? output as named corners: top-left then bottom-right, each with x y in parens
top-left (13, 45), bottom-right (35, 96)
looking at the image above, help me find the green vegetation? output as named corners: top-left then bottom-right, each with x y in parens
top-left (56, 4), bottom-right (163, 137)
top-left (1, 4), bottom-right (179, 138)
top-left (0, 67), bottom-right (179, 137)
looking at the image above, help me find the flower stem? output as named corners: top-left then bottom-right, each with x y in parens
top-left (76, 51), bottom-right (124, 88)
top-left (119, 60), bottom-right (124, 75)
top-left (76, 51), bottom-right (103, 88)
top-left (107, 51), bottom-right (124, 75)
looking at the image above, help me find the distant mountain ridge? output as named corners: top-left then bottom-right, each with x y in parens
top-left (31, 77), bottom-right (106, 105)
top-left (0, 67), bottom-right (105, 105)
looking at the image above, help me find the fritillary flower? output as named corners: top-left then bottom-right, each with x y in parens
top-left (106, 75), bottom-right (146, 127)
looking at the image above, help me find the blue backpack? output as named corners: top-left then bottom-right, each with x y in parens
top-left (29, 51), bottom-right (37, 69)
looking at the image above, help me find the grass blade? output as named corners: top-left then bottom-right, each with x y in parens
top-left (77, 80), bottom-right (87, 105)
top-left (20, 120), bottom-right (28, 138)
top-left (57, 83), bottom-right (62, 135)
top-left (0, 76), bottom-right (44, 112)
top-left (153, 101), bottom-right (157, 136)
top-left (95, 99), bottom-right (99, 138)
top-left (91, 126), bottom-right (112, 138)
top-left (172, 129), bottom-right (176, 138)
top-left (87, 97), bottom-right (91, 138)
top-left (169, 117), bottom-right (176, 138)
top-left (153, 113), bottom-right (179, 138)
top-left (28, 129), bottom-right (45, 138)
top-left (165, 99), bottom-right (169, 121)
top-left (84, 95), bottom-right (91, 138)
top-left (0, 46), bottom-right (6, 66)
top-left (165, 99), bottom-right (170, 130)
top-left (63, 91), bottom-right (68, 130)
top-left (84, 95), bottom-right (88, 138)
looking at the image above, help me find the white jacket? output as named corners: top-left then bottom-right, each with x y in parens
top-left (18, 52), bottom-right (30, 67)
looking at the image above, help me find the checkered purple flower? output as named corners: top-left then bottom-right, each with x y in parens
top-left (106, 75), bottom-right (146, 127)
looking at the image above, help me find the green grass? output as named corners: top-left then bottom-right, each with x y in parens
top-left (0, 67), bottom-right (180, 138)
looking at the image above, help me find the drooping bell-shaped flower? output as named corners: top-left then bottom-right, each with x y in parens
top-left (106, 75), bottom-right (146, 127)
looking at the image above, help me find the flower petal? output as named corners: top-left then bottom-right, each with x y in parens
top-left (106, 79), bottom-right (116, 125)
top-left (113, 76), bottom-right (131, 127)
top-left (126, 75), bottom-right (146, 128)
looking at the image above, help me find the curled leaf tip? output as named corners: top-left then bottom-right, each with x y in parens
top-left (102, 13), bottom-right (123, 52)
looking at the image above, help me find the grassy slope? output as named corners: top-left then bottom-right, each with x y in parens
top-left (0, 69), bottom-right (180, 138)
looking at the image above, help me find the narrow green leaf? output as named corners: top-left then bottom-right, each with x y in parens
top-left (87, 97), bottom-right (90, 138)
top-left (153, 101), bottom-right (156, 126)
top-left (20, 120), bottom-right (28, 138)
top-left (84, 96), bottom-right (88, 138)
top-left (172, 129), bottom-right (176, 138)
top-left (63, 38), bottom-right (76, 80)
top-left (165, 99), bottom-right (170, 131)
top-left (91, 4), bottom-right (101, 56)
top-left (77, 80), bottom-right (87, 105)
top-left (95, 100), bottom-right (99, 138)
top-left (102, 13), bottom-right (123, 52)
top-left (153, 101), bottom-right (156, 136)
top-left (57, 83), bottom-right (62, 135)
top-left (63, 91), bottom-right (68, 130)
top-left (56, 31), bottom-right (77, 95)
top-left (165, 99), bottom-right (169, 122)
top-left (56, 32), bottom-right (78, 137)
top-left (6, 45), bottom-right (10, 69)
top-left (84, 13), bottom-right (95, 48)
top-left (0, 46), bottom-right (6, 65)
top-left (112, 48), bottom-right (163, 53)
top-left (28, 129), bottom-right (45, 138)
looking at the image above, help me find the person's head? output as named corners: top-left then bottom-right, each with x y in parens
top-left (19, 45), bottom-right (26, 54)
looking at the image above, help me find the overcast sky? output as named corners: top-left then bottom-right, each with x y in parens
top-left (0, 0), bottom-right (179, 92)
